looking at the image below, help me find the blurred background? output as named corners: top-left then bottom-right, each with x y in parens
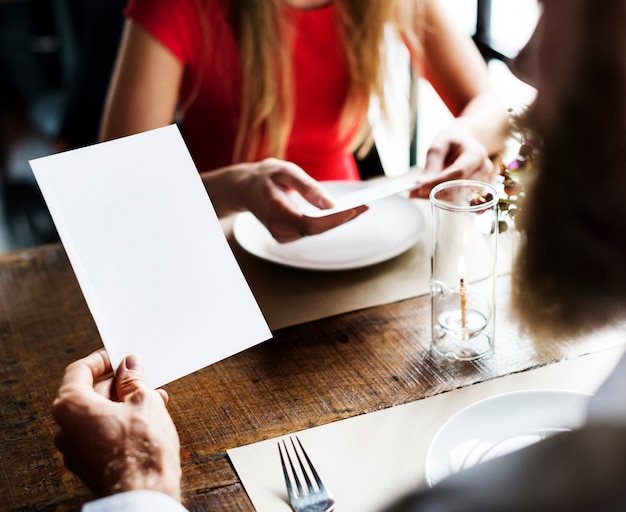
top-left (0, 0), bottom-right (538, 253)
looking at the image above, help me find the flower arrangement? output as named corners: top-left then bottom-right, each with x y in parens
top-left (497, 108), bottom-right (540, 233)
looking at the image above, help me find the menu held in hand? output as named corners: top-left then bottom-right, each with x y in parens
top-left (30, 124), bottom-right (272, 388)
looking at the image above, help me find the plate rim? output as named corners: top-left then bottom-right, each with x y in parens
top-left (232, 181), bottom-right (424, 271)
top-left (424, 388), bottom-right (592, 487)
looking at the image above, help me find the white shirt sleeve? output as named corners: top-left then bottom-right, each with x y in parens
top-left (82, 490), bottom-right (188, 512)
top-left (587, 350), bottom-right (626, 426)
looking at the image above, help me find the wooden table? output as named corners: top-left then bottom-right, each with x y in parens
top-left (1, 243), bottom-right (623, 511)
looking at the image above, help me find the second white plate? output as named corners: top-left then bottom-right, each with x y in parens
top-left (232, 181), bottom-right (424, 271)
top-left (424, 389), bottom-right (591, 487)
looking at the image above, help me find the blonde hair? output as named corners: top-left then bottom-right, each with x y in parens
top-left (230, 0), bottom-right (423, 163)
top-left (511, 0), bottom-right (626, 340)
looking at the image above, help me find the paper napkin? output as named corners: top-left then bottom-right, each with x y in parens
top-left (294, 174), bottom-right (420, 218)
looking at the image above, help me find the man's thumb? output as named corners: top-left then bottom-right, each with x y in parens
top-left (116, 354), bottom-right (148, 402)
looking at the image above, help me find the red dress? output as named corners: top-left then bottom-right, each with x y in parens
top-left (125, 0), bottom-right (361, 181)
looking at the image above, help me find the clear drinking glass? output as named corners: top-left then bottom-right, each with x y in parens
top-left (430, 180), bottom-right (498, 361)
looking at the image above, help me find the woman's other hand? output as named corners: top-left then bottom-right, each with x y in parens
top-left (406, 0), bottom-right (508, 199)
top-left (410, 122), bottom-right (494, 198)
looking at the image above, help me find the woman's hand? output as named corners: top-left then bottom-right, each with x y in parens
top-left (51, 350), bottom-right (182, 501)
top-left (405, 0), bottom-right (508, 199)
top-left (203, 158), bottom-right (368, 243)
top-left (411, 122), bottom-right (494, 199)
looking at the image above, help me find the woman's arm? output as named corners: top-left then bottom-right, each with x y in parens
top-left (419, 0), bottom-right (508, 155)
top-left (100, 20), bottom-right (365, 241)
top-left (406, 0), bottom-right (508, 196)
top-left (99, 20), bottom-right (182, 141)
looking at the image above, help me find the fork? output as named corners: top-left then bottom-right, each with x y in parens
top-left (278, 436), bottom-right (336, 512)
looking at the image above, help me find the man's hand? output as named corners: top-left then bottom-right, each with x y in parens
top-left (51, 350), bottom-right (182, 501)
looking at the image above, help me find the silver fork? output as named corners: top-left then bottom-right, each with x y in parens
top-left (278, 436), bottom-right (336, 512)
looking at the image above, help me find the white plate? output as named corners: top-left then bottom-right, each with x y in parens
top-left (232, 181), bottom-right (424, 271)
top-left (424, 389), bottom-right (591, 487)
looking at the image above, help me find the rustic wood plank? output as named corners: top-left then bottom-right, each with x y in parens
top-left (0, 244), bottom-right (623, 511)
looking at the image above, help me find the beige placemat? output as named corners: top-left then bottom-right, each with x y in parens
top-left (228, 343), bottom-right (626, 512)
top-left (221, 199), bottom-right (515, 331)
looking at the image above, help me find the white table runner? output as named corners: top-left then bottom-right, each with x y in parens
top-left (228, 344), bottom-right (625, 512)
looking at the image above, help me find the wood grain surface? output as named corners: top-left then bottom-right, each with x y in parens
top-left (1, 244), bottom-right (623, 511)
